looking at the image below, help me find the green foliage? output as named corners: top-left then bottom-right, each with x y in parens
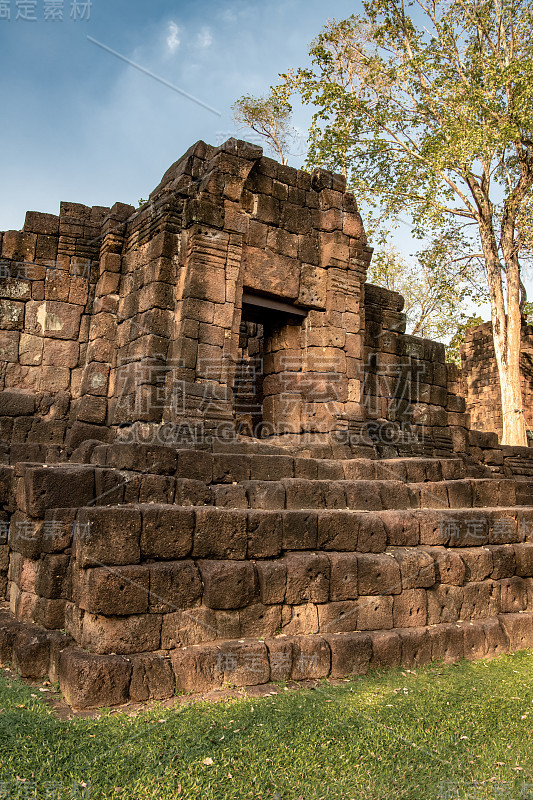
top-left (2, 654), bottom-right (533, 799)
top-left (369, 231), bottom-right (485, 343)
top-left (369, 244), bottom-right (464, 341)
top-left (284, 1), bottom-right (533, 244)
top-left (446, 314), bottom-right (486, 366)
top-left (524, 301), bottom-right (533, 324)
top-left (282, 0), bottom-right (533, 443)
top-left (232, 88), bottom-right (296, 165)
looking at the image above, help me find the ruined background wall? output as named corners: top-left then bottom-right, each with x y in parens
top-left (460, 321), bottom-right (533, 441)
top-left (362, 284), bottom-right (469, 457)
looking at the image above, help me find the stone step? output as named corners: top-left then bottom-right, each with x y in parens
top-left (1, 603), bottom-right (531, 707)
top-left (10, 505), bottom-right (529, 564)
top-left (14, 462), bottom-right (531, 518)
top-left (89, 443), bottom-right (467, 483)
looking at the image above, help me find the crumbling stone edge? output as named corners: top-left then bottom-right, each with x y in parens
top-left (1, 602), bottom-right (532, 710)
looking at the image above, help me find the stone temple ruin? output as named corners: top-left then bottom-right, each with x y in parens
top-left (1, 138), bottom-right (533, 708)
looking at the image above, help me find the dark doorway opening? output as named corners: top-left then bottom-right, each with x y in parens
top-left (234, 292), bottom-right (307, 437)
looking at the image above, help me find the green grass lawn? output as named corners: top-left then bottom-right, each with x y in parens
top-left (1, 653), bottom-right (533, 800)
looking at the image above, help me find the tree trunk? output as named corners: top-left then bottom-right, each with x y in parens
top-left (480, 225), bottom-right (527, 447)
top-left (496, 330), bottom-right (527, 446)
top-left (501, 263), bottom-right (527, 447)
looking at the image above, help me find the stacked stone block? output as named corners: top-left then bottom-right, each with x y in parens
top-left (363, 284), bottom-right (469, 457)
top-left (0, 442), bottom-right (532, 707)
top-left (460, 321), bottom-right (533, 440)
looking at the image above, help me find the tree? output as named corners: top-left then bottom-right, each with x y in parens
top-left (232, 89), bottom-right (296, 165)
top-left (447, 314), bottom-right (486, 366)
top-left (368, 243), bottom-right (473, 343)
top-left (284, 0), bottom-right (533, 445)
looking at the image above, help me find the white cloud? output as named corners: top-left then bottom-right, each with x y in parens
top-left (166, 21), bottom-right (180, 53)
top-left (198, 27), bottom-right (213, 49)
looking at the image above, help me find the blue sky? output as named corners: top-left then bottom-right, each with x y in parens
top-left (0, 0), bottom-right (360, 231)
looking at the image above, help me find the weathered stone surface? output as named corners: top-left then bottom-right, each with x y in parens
top-left (247, 511), bottom-right (282, 558)
top-left (129, 653), bottom-right (175, 701)
top-left (76, 507), bottom-right (141, 568)
top-left (199, 560), bottom-right (256, 609)
top-left (12, 629), bottom-right (50, 677)
top-left (75, 565), bottom-right (149, 615)
top-left (393, 589), bottom-right (427, 628)
top-left (79, 611), bottom-right (162, 654)
top-left (193, 508), bottom-right (247, 559)
top-left (149, 561), bottom-right (202, 612)
top-left (23, 466), bottom-right (95, 517)
top-left (357, 553), bottom-right (401, 596)
top-left (284, 553), bottom-right (330, 604)
top-left (59, 647), bottom-right (132, 709)
top-left (3, 138), bottom-right (533, 709)
top-left (140, 506), bottom-right (194, 559)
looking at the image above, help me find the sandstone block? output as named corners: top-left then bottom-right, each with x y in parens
top-left (244, 481), bottom-right (286, 511)
top-left (500, 577), bottom-right (528, 613)
top-left (80, 611), bottom-right (161, 654)
top-left (199, 560), bottom-right (256, 610)
top-left (370, 630), bottom-right (402, 669)
top-left (256, 560), bottom-right (287, 604)
top-left (392, 548), bottom-right (435, 589)
top-left (23, 466), bottom-right (95, 517)
top-left (239, 603), bottom-right (282, 638)
top-left (381, 511), bottom-right (419, 547)
top-left (265, 637), bottom-right (293, 681)
top-left (129, 653), bottom-right (175, 702)
top-left (282, 511), bottom-right (318, 550)
top-left (284, 553), bottom-right (330, 604)
top-left (357, 595), bottom-right (393, 630)
top-left (193, 508), bottom-right (247, 559)
top-left (328, 552), bottom-right (359, 601)
top-left (12, 629), bottom-right (50, 678)
top-left (75, 565), bottom-right (149, 615)
top-left (488, 545), bottom-right (516, 579)
top-left (393, 589), bottom-right (427, 628)
top-left (427, 585), bottom-right (463, 624)
top-left (482, 617), bottom-right (510, 659)
top-left (280, 603), bottom-right (319, 635)
top-left (149, 561), bottom-right (202, 613)
top-left (499, 612), bottom-right (533, 651)
top-left (420, 546), bottom-right (465, 585)
top-left (247, 511), bottom-right (282, 558)
top-left (25, 300), bottom-right (82, 340)
top-left (461, 581), bottom-right (501, 619)
top-left (35, 554), bottom-right (69, 600)
top-left (318, 601), bottom-right (358, 633)
top-left (59, 647), bottom-right (132, 709)
top-left (291, 636), bottom-right (331, 680)
top-left (460, 548), bottom-right (493, 581)
top-left (140, 505), bottom-right (194, 559)
top-left (317, 511), bottom-right (359, 551)
top-left (75, 507), bottom-right (141, 567)
top-left (428, 623), bottom-right (464, 663)
top-left (514, 543), bottom-right (533, 577)
top-left (357, 553), bottom-right (401, 596)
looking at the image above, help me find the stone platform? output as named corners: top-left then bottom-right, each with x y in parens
top-left (1, 441), bottom-right (533, 708)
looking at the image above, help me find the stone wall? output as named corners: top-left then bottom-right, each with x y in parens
top-left (2, 443), bottom-right (533, 707)
top-left (0, 139), bottom-right (374, 453)
top-left (2, 140), bottom-right (533, 708)
top-left (362, 284), bottom-right (469, 458)
top-left (460, 321), bottom-right (533, 440)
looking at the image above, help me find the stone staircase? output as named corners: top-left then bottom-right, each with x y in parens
top-left (2, 441), bottom-right (533, 708)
